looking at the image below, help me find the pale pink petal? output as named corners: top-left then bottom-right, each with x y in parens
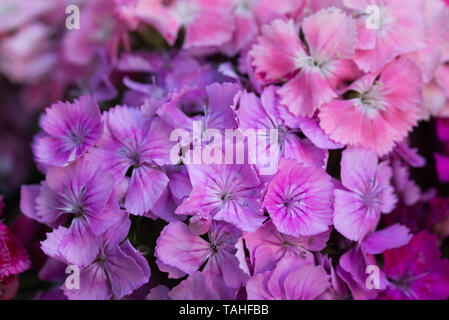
top-left (249, 19), bottom-right (304, 82)
top-left (278, 70), bottom-right (337, 117)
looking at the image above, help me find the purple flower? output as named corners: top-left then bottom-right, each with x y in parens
top-left (237, 86), bottom-right (328, 172)
top-left (334, 147), bottom-right (397, 241)
top-left (176, 163), bottom-right (265, 232)
top-left (246, 256), bottom-right (330, 300)
top-left (243, 221), bottom-right (330, 274)
top-left (33, 95), bottom-right (103, 168)
top-left (156, 221), bottom-right (248, 288)
top-left (42, 215), bottom-right (151, 300)
top-left (22, 158), bottom-right (122, 266)
top-left (263, 158), bottom-right (334, 237)
top-left (89, 106), bottom-right (173, 215)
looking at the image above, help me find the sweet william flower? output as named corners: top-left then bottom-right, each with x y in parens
top-left (249, 8), bottom-right (358, 117)
top-left (319, 57), bottom-right (422, 156)
top-left (42, 215), bottom-right (151, 300)
top-left (176, 163), bottom-right (265, 232)
top-left (379, 231), bottom-right (449, 300)
top-left (156, 221), bottom-right (248, 288)
top-left (263, 158), bottom-right (334, 237)
top-left (89, 106), bottom-right (173, 216)
top-left (237, 87), bottom-right (328, 172)
top-left (22, 158), bottom-right (123, 267)
top-left (33, 95), bottom-right (103, 168)
top-left (333, 147), bottom-right (397, 242)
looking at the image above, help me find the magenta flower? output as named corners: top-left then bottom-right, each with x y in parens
top-left (250, 8), bottom-right (357, 116)
top-left (33, 95), bottom-right (103, 168)
top-left (0, 222), bottom-right (30, 282)
top-left (89, 106), bottom-right (173, 216)
top-left (380, 231), bottom-right (449, 300)
top-left (333, 147), bottom-right (397, 241)
top-left (176, 163), bottom-right (265, 232)
top-left (22, 158), bottom-right (122, 266)
top-left (263, 158), bottom-right (334, 237)
top-left (156, 221), bottom-right (248, 288)
top-left (246, 256), bottom-right (330, 300)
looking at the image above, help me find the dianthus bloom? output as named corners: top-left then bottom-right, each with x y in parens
top-left (319, 57), bottom-right (422, 155)
top-left (156, 221), bottom-right (248, 288)
top-left (33, 95), bottom-right (103, 168)
top-left (333, 147), bottom-right (397, 241)
top-left (379, 231), bottom-right (449, 300)
top-left (89, 106), bottom-right (173, 216)
top-left (250, 8), bottom-right (357, 116)
top-left (176, 163), bottom-right (265, 232)
top-left (21, 158), bottom-right (122, 266)
top-left (263, 159), bottom-right (334, 237)
top-left (42, 215), bottom-right (150, 300)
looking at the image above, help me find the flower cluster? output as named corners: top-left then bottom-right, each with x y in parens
top-left (6, 0), bottom-right (449, 300)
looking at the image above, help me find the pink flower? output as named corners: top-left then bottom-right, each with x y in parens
top-left (249, 8), bottom-right (358, 116)
top-left (246, 256), bottom-right (330, 300)
top-left (333, 147), bottom-right (397, 241)
top-left (136, 0), bottom-right (235, 49)
top-left (33, 95), bottom-right (103, 168)
top-left (263, 158), bottom-right (334, 237)
top-left (319, 57), bottom-right (422, 155)
top-left (343, 0), bottom-right (426, 72)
